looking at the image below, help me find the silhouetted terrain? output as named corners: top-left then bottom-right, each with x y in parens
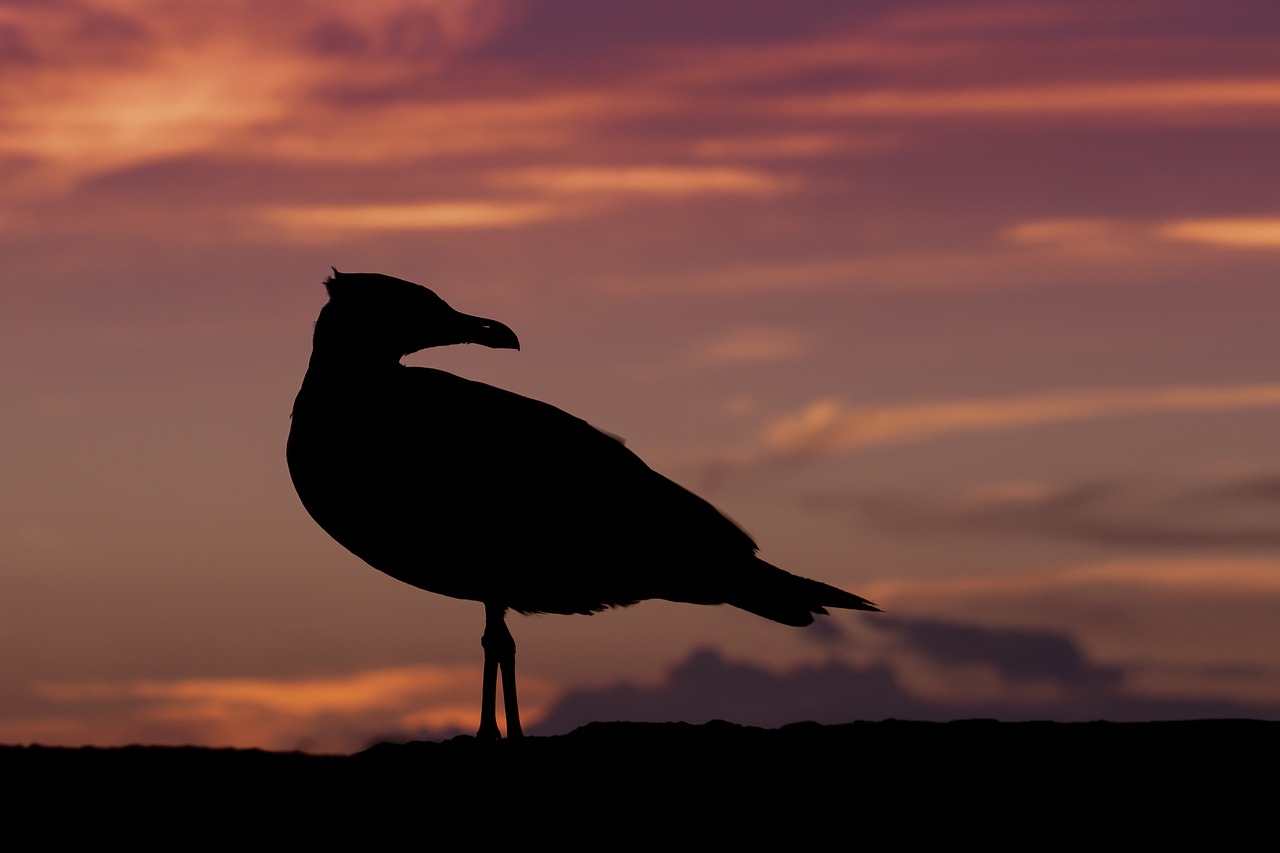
top-left (4, 720), bottom-right (1270, 839)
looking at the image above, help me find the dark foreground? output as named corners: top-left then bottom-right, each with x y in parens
top-left (5, 719), bottom-right (1271, 840)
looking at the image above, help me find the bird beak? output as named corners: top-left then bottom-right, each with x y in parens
top-left (448, 310), bottom-right (521, 351)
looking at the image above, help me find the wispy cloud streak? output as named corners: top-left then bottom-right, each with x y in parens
top-left (257, 200), bottom-right (563, 237)
top-left (752, 383), bottom-right (1280, 462)
top-left (494, 165), bottom-right (795, 196)
top-left (787, 79), bottom-right (1280, 119)
top-left (1160, 218), bottom-right (1280, 248)
top-left (811, 476), bottom-right (1280, 550)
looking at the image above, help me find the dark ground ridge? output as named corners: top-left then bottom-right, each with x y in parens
top-left (4, 719), bottom-right (1272, 836)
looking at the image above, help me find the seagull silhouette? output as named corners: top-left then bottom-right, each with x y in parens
top-left (287, 270), bottom-right (879, 739)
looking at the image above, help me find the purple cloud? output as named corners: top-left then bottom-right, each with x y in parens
top-left (474, 0), bottom-right (878, 58)
top-left (810, 476), bottom-right (1280, 550)
top-left (870, 615), bottom-right (1122, 688)
top-left (533, 616), bottom-right (1280, 735)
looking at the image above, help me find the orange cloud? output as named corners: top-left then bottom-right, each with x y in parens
top-left (240, 92), bottom-right (652, 167)
top-left (21, 663), bottom-right (557, 753)
top-left (252, 164), bottom-right (794, 239)
top-left (1, 48), bottom-right (290, 189)
top-left (1159, 218), bottom-right (1280, 249)
top-left (494, 165), bottom-right (796, 196)
top-left (0, 0), bottom-right (534, 188)
top-left (1006, 216), bottom-right (1280, 253)
top-left (256, 200), bottom-right (564, 238)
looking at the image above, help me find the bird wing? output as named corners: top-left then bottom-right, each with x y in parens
top-left (289, 364), bottom-right (763, 614)
top-left (401, 367), bottom-right (760, 539)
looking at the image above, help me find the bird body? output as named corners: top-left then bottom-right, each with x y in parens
top-left (287, 271), bottom-right (877, 737)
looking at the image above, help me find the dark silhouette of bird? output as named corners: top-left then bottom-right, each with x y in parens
top-left (287, 270), bottom-right (879, 739)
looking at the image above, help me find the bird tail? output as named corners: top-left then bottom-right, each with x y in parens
top-left (727, 559), bottom-right (880, 627)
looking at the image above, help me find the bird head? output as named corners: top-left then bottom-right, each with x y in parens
top-left (314, 270), bottom-right (521, 359)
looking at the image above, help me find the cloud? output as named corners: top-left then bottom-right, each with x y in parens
top-left (9, 0), bottom-right (1271, 195)
top-left (534, 646), bottom-right (934, 732)
top-left (533, 628), bottom-right (1279, 735)
top-left (248, 164), bottom-right (798, 239)
top-left (1002, 218), bottom-right (1155, 255)
top-left (872, 615), bottom-right (1121, 688)
top-left (786, 79), bottom-right (1280, 120)
top-left (1189, 474), bottom-right (1280, 504)
top-left (814, 476), bottom-right (1280, 549)
top-left (536, 554), bottom-right (1276, 739)
top-left (473, 0), bottom-right (872, 57)
top-left (689, 133), bottom-right (850, 159)
top-left (249, 164), bottom-right (794, 239)
top-left (0, 22), bottom-right (37, 65)
top-left (255, 200), bottom-right (564, 238)
top-left (10, 663), bottom-right (558, 754)
top-left (878, 1), bottom-right (1099, 34)
top-left (692, 325), bottom-right (811, 366)
top-left (1005, 217), bottom-right (1280, 253)
top-left (1159, 218), bottom-right (1280, 249)
top-left (9, 555), bottom-right (1280, 750)
top-left (0, 9), bottom-right (275, 184)
top-left (623, 324), bottom-right (814, 381)
top-left (861, 556), bottom-right (1280, 705)
top-left (744, 383), bottom-right (1280, 463)
top-left (244, 91), bottom-right (653, 164)
top-left (0, 1), bottom-right (516, 188)
top-left (867, 556), bottom-right (1280, 602)
top-left (7, 0), bottom-right (1278, 243)
top-left (455, 535), bottom-right (1243, 741)
top-left (493, 165), bottom-right (796, 197)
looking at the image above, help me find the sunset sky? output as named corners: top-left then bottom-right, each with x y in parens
top-left (3, 0), bottom-right (1279, 753)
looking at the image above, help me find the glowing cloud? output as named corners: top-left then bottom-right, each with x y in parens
top-left (254, 165), bottom-right (793, 239)
top-left (0, 0), bottom-right (527, 187)
top-left (1006, 216), bottom-right (1280, 253)
top-left (22, 663), bottom-right (558, 753)
top-left (241, 92), bottom-right (643, 166)
top-left (1159, 218), bottom-right (1280, 249)
top-left (495, 165), bottom-right (795, 196)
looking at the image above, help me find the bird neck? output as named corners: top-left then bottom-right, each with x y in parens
top-left (293, 352), bottom-right (404, 421)
top-left (303, 346), bottom-right (408, 379)
top-left (310, 301), bottom-right (416, 367)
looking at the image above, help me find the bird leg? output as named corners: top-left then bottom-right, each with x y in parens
top-left (478, 602), bottom-right (524, 739)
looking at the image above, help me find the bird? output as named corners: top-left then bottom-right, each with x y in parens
top-left (287, 270), bottom-right (879, 739)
